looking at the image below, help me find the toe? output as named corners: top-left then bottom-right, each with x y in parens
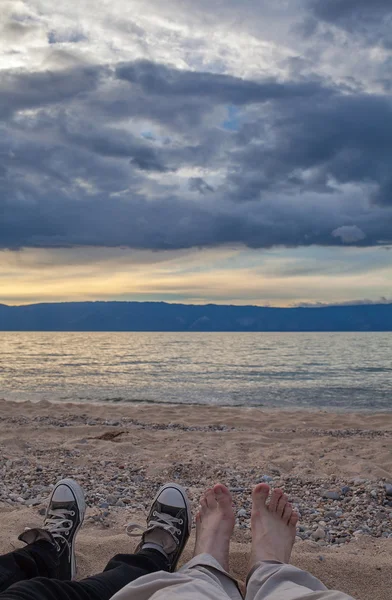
top-left (214, 484), bottom-right (234, 521)
top-left (276, 494), bottom-right (288, 517)
top-left (252, 484), bottom-right (270, 513)
top-left (205, 488), bottom-right (218, 509)
top-left (200, 496), bottom-right (207, 511)
top-left (290, 512), bottom-right (299, 528)
top-left (283, 502), bottom-right (293, 525)
top-left (214, 484), bottom-right (232, 507)
top-left (268, 489), bottom-right (283, 512)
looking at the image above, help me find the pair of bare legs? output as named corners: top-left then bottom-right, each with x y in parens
top-left (194, 483), bottom-right (299, 573)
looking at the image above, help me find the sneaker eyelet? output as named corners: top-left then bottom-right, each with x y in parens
top-left (65, 532), bottom-right (69, 536)
top-left (70, 511), bottom-right (75, 516)
top-left (179, 519), bottom-right (183, 525)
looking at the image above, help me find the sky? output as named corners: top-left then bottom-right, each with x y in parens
top-left (1, 0), bottom-right (392, 306)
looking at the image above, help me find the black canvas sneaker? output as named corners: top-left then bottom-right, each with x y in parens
top-left (127, 483), bottom-right (191, 572)
top-left (21, 478), bottom-right (86, 581)
top-left (42, 478), bottom-right (86, 579)
top-left (19, 478), bottom-right (85, 579)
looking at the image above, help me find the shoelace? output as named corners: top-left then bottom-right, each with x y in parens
top-left (44, 509), bottom-right (75, 550)
top-left (126, 510), bottom-right (183, 545)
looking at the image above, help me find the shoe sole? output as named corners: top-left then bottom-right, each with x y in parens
top-left (47, 478), bottom-right (86, 579)
top-left (152, 482), bottom-right (192, 536)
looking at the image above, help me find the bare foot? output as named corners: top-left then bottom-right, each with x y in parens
top-left (250, 484), bottom-right (299, 568)
top-left (194, 484), bottom-right (235, 571)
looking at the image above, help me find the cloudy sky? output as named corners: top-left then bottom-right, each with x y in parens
top-left (1, 0), bottom-right (392, 306)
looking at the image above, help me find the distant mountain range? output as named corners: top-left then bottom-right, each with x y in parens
top-left (0, 301), bottom-right (391, 331)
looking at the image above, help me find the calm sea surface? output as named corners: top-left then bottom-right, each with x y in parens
top-left (0, 332), bottom-right (391, 410)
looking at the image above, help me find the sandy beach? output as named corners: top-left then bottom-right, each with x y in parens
top-left (0, 399), bottom-right (391, 599)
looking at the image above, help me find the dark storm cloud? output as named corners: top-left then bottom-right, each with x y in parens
top-left (1, 60), bottom-right (392, 251)
top-left (307, 0), bottom-right (392, 48)
top-left (116, 59), bottom-right (328, 104)
top-left (189, 178), bottom-right (215, 194)
top-left (310, 0), bottom-right (391, 22)
top-left (0, 65), bottom-right (104, 119)
top-left (64, 124), bottom-right (170, 171)
top-left (226, 93), bottom-right (392, 207)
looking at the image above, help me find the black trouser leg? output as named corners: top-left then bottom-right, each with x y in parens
top-left (0, 548), bottom-right (168, 600)
top-left (0, 541), bottom-right (59, 592)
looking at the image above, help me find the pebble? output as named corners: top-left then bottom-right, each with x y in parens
top-left (323, 491), bottom-right (341, 500)
top-left (26, 497), bottom-right (42, 507)
top-left (325, 511), bottom-right (337, 518)
top-left (385, 483), bottom-right (392, 497)
top-left (312, 527), bottom-right (326, 541)
top-left (237, 509), bottom-right (247, 518)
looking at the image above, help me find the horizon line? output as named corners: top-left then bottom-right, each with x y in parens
top-left (1, 299), bottom-right (392, 310)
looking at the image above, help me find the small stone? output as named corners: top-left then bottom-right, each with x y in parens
top-left (26, 497), bottom-right (42, 507)
top-left (370, 490), bottom-right (378, 498)
top-left (261, 475), bottom-right (273, 483)
top-left (116, 500), bottom-right (126, 508)
top-left (107, 495), bottom-right (118, 505)
top-left (341, 486), bottom-right (351, 496)
top-left (38, 508), bottom-right (46, 516)
top-left (323, 491), bottom-right (340, 501)
top-left (237, 509), bottom-right (247, 518)
top-left (16, 497), bottom-right (25, 504)
top-left (384, 483), bottom-right (392, 497)
top-left (269, 468), bottom-right (281, 476)
top-left (312, 527), bottom-right (326, 541)
top-left (99, 502), bottom-right (110, 509)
